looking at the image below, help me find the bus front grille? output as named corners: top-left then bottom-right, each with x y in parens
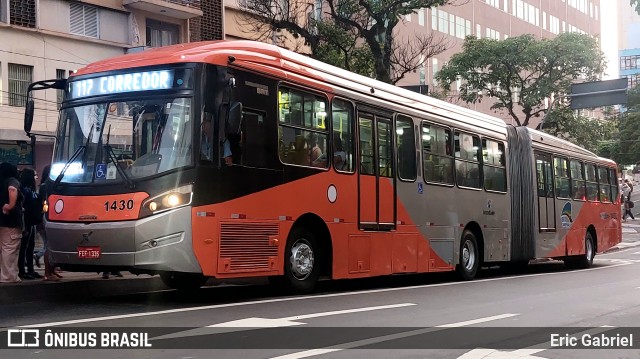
top-left (219, 222), bottom-right (279, 273)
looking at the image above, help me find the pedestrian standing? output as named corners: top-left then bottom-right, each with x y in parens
top-left (18, 168), bottom-right (41, 280)
top-left (0, 163), bottom-right (24, 283)
top-left (33, 165), bottom-right (61, 281)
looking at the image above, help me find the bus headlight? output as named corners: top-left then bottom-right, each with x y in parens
top-left (140, 184), bottom-right (193, 218)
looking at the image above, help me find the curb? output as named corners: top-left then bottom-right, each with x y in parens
top-left (0, 275), bottom-right (168, 305)
top-left (602, 241), bottom-right (640, 254)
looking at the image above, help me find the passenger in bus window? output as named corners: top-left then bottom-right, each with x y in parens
top-left (333, 134), bottom-right (347, 171)
top-left (308, 133), bottom-right (323, 165)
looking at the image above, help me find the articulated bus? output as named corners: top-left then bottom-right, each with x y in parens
top-left (24, 41), bottom-right (621, 292)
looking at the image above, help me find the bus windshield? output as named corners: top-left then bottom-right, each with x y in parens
top-left (50, 97), bottom-right (193, 183)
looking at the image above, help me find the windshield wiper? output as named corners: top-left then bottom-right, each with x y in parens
top-left (53, 124), bottom-right (94, 188)
top-left (103, 124), bottom-right (135, 189)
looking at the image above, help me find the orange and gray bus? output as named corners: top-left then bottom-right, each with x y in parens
top-left (23, 40), bottom-right (621, 292)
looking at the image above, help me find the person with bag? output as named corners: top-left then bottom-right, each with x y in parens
top-left (623, 195), bottom-right (636, 221)
top-left (0, 162), bottom-right (24, 283)
top-left (18, 168), bottom-right (41, 280)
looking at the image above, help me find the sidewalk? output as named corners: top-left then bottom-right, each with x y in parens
top-left (604, 222), bottom-right (640, 253)
top-left (0, 235), bottom-right (168, 304)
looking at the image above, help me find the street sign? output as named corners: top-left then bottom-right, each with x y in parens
top-left (570, 78), bottom-right (628, 109)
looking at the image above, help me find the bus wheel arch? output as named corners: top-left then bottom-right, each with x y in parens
top-left (565, 226), bottom-right (596, 269)
top-left (456, 222), bottom-right (484, 280)
top-left (277, 213), bottom-right (332, 293)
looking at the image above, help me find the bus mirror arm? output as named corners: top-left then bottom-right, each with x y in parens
top-left (23, 79), bottom-right (67, 135)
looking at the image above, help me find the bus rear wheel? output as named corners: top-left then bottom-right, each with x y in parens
top-left (278, 227), bottom-right (320, 293)
top-left (160, 272), bottom-right (208, 291)
top-left (565, 232), bottom-right (595, 269)
top-left (456, 230), bottom-right (480, 280)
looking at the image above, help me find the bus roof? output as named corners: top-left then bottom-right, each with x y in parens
top-left (72, 40), bottom-right (615, 165)
top-left (73, 40), bottom-right (506, 130)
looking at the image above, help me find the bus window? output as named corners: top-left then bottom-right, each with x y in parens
top-left (359, 115), bottom-right (374, 175)
top-left (378, 120), bottom-right (392, 178)
top-left (585, 163), bottom-right (598, 201)
top-left (609, 168), bottom-right (619, 202)
top-left (597, 166), bottom-right (610, 202)
top-left (554, 157), bottom-right (571, 198)
top-left (422, 123), bottom-right (453, 184)
top-left (396, 115), bottom-right (416, 181)
top-left (570, 160), bottom-right (586, 200)
top-left (331, 99), bottom-right (354, 172)
top-left (278, 86), bottom-right (328, 168)
top-left (535, 152), bottom-right (553, 197)
top-left (482, 139), bottom-right (506, 192)
top-left (454, 132), bottom-right (481, 188)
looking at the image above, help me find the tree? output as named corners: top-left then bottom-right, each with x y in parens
top-left (237, 0), bottom-right (454, 84)
top-left (434, 33), bottom-right (606, 127)
top-left (541, 106), bottom-right (617, 154)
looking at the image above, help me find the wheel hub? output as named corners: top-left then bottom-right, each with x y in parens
top-left (290, 239), bottom-right (314, 280)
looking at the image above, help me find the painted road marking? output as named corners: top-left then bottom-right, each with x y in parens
top-left (19, 263), bottom-right (628, 329)
top-left (151, 303), bottom-right (417, 341)
top-left (266, 314), bottom-right (519, 359)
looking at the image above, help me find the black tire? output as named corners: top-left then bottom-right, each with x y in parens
top-left (160, 272), bottom-right (208, 291)
top-left (279, 227), bottom-right (320, 293)
top-left (456, 230), bottom-right (480, 280)
top-left (565, 232), bottom-right (595, 269)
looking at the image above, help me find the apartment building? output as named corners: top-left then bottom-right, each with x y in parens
top-left (618, 1), bottom-right (640, 89)
top-left (0, 0), bottom-right (203, 173)
top-left (397, 0), bottom-right (601, 126)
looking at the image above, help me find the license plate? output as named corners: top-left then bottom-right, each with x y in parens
top-left (77, 246), bottom-right (101, 259)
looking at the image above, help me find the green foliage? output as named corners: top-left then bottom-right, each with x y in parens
top-left (435, 33), bottom-right (606, 126)
top-left (542, 106), bottom-right (617, 154)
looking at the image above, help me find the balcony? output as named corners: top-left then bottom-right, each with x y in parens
top-left (123, 0), bottom-right (203, 19)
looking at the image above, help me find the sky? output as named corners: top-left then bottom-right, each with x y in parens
top-left (601, 2), bottom-right (618, 80)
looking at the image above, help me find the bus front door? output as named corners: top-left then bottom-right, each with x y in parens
top-left (357, 112), bottom-right (396, 231)
top-left (535, 152), bottom-right (556, 232)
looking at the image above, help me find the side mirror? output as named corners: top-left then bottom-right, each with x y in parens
top-left (24, 98), bottom-right (34, 134)
top-left (226, 102), bottom-right (243, 135)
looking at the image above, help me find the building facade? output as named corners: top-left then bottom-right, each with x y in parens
top-left (618, 1), bottom-right (640, 89)
top-left (0, 0), bottom-right (205, 174)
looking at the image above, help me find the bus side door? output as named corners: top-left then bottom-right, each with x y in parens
top-left (357, 111), bottom-right (396, 231)
top-left (535, 151), bottom-right (556, 232)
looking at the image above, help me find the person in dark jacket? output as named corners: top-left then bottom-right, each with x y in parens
top-left (33, 165), bottom-right (62, 280)
top-left (18, 168), bottom-right (41, 279)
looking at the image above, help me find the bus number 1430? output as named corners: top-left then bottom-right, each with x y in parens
top-left (105, 200), bottom-right (134, 212)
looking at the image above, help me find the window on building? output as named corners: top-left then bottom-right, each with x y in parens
top-left (8, 63), bottom-right (32, 107)
top-left (70, 3), bottom-right (99, 38)
top-left (10, 0), bottom-right (36, 28)
top-left (418, 8), bottom-right (424, 26)
top-left (146, 19), bottom-right (179, 47)
top-left (432, 58), bottom-right (439, 84)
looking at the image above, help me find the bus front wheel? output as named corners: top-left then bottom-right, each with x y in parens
top-left (160, 272), bottom-right (208, 291)
top-left (456, 230), bottom-right (480, 280)
top-left (279, 227), bottom-right (320, 293)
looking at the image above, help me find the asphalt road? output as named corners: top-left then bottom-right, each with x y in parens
top-left (2, 242), bottom-right (640, 359)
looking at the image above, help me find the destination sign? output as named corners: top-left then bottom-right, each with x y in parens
top-left (69, 70), bottom-right (175, 99)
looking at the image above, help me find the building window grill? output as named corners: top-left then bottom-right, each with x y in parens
top-left (10, 0), bottom-right (36, 28)
top-left (8, 63), bottom-right (33, 107)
